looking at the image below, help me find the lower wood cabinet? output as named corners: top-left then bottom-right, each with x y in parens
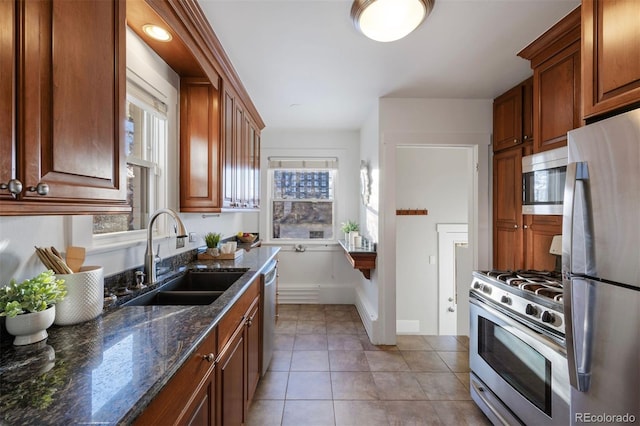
top-left (523, 215), bottom-right (562, 271)
top-left (134, 328), bottom-right (217, 426)
top-left (135, 277), bottom-right (262, 426)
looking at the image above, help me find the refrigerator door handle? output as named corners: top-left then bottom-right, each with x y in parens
top-left (562, 162), bottom-right (577, 277)
top-left (565, 278), bottom-right (595, 392)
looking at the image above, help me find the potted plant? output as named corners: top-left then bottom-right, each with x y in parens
top-left (340, 220), bottom-right (359, 244)
top-left (204, 232), bottom-right (222, 256)
top-left (0, 270), bottom-right (66, 346)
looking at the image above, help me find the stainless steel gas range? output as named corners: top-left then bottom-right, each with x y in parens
top-left (469, 270), bottom-right (570, 426)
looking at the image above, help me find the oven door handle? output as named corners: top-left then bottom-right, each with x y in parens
top-left (471, 380), bottom-right (520, 426)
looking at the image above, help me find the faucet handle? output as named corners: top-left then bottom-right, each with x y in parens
top-left (133, 270), bottom-right (146, 289)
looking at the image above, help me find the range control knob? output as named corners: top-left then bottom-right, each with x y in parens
top-left (525, 304), bottom-right (538, 316)
top-left (482, 285), bottom-right (492, 295)
top-left (500, 295), bottom-right (511, 305)
top-left (541, 311), bottom-right (555, 324)
top-left (473, 282), bottom-right (482, 290)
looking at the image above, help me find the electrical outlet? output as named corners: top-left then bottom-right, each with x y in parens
top-left (189, 232), bottom-right (197, 243)
top-left (176, 237), bottom-right (185, 249)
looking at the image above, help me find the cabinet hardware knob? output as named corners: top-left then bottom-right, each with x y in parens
top-left (27, 182), bottom-right (49, 196)
top-left (523, 135), bottom-right (528, 140)
top-left (203, 353), bottom-right (215, 362)
top-left (513, 138), bottom-right (518, 144)
top-left (523, 225), bottom-right (528, 229)
top-left (514, 225), bottom-right (518, 229)
top-left (447, 307), bottom-right (455, 312)
top-left (0, 179), bottom-right (23, 198)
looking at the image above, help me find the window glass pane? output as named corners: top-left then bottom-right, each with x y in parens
top-left (93, 96), bottom-right (165, 235)
top-left (271, 169), bottom-right (335, 240)
top-left (272, 201), bottom-right (333, 239)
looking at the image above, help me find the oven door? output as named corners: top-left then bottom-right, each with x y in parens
top-left (469, 297), bottom-right (569, 426)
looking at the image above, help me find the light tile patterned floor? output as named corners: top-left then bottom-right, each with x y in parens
top-left (247, 304), bottom-right (490, 426)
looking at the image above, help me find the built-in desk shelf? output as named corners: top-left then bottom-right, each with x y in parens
top-left (338, 239), bottom-right (377, 279)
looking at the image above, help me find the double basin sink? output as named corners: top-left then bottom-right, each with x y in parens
top-left (123, 268), bottom-right (249, 306)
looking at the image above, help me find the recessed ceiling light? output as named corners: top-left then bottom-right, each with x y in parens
top-left (142, 24), bottom-right (172, 42)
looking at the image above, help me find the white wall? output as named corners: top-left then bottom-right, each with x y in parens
top-left (369, 98), bottom-right (493, 343)
top-left (395, 146), bottom-right (471, 335)
top-left (259, 128), bottom-right (362, 304)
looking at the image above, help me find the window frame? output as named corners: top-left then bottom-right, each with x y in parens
top-left (267, 159), bottom-right (339, 244)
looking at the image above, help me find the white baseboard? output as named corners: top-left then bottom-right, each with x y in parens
top-left (277, 283), bottom-right (355, 304)
top-left (396, 320), bottom-right (420, 334)
top-left (354, 286), bottom-right (377, 342)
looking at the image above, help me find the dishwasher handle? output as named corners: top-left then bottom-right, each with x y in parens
top-left (262, 260), bottom-right (278, 284)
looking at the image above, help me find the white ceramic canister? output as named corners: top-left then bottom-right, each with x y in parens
top-left (54, 266), bottom-right (104, 326)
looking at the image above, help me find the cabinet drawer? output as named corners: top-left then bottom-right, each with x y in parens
top-left (217, 278), bottom-right (259, 353)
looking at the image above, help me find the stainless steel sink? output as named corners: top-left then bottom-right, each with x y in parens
top-left (123, 269), bottom-right (249, 306)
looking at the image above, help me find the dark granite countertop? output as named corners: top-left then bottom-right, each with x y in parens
top-left (0, 246), bottom-right (280, 425)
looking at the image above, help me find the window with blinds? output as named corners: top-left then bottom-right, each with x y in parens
top-left (269, 158), bottom-right (337, 240)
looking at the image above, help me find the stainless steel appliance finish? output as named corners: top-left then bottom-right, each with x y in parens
top-left (469, 269), bottom-right (569, 425)
top-left (261, 259), bottom-right (278, 376)
top-left (469, 297), bottom-right (570, 426)
top-left (522, 146), bottom-right (568, 215)
top-left (563, 108), bottom-right (640, 424)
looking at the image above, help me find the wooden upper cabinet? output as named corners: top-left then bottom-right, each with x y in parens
top-left (582, 0), bottom-right (640, 119)
top-left (519, 6), bottom-right (581, 153)
top-left (222, 85), bottom-right (236, 208)
top-left (493, 77), bottom-right (533, 152)
top-left (0, 0), bottom-right (15, 203)
top-left (493, 147), bottom-right (525, 270)
top-left (180, 78), bottom-right (222, 212)
top-left (1, 0), bottom-right (127, 214)
top-left (493, 85), bottom-right (523, 152)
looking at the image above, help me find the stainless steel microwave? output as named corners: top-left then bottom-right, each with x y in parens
top-left (522, 147), bottom-right (567, 215)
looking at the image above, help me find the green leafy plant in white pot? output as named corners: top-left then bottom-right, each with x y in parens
top-left (0, 270), bottom-right (67, 345)
top-left (204, 232), bottom-right (222, 256)
top-left (340, 220), bottom-right (359, 243)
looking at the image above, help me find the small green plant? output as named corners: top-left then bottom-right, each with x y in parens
top-left (340, 220), bottom-right (359, 234)
top-left (204, 232), bottom-right (222, 248)
top-left (0, 270), bottom-right (67, 318)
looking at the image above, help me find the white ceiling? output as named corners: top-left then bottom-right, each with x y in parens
top-left (198, 0), bottom-right (580, 130)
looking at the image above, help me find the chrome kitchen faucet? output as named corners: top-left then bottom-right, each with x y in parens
top-left (144, 208), bottom-right (188, 285)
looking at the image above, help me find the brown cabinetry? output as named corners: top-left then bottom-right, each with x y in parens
top-left (216, 276), bottom-right (261, 425)
top-left (492, 78), bottom-right (533, 152)
top-left (493, 145), bottom-right (562, 270)
top-left (180, 78), bottom-right (222, 212)
top-left (1, 0), bottom-right (127, 214)
top-left (582, 0), bottom-right (640, 119)
top-left (222, 83), bottom-right (261, 210)
top-left (493, 147), bottom-right (525, 270)
top-left (523, 215), bottom-right (562, 271)
top-left (519, 6), bottom-right (581, 153)
top-left (134, 328), bottom-right (217, 425)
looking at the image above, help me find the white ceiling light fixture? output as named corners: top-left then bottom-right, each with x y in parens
top-left (351, 0), bottom-right (435, 42)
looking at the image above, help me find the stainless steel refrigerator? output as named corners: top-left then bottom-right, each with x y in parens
top-left (563, 107), bottom-right (640, 425)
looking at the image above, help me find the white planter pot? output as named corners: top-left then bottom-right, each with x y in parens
top-left (5, 305), bottom-right (56, 346)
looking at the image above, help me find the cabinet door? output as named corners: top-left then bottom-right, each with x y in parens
top-left (534, 42), bottom-right (581, 152)
top-left (216, 324), bottom-right (245, 426)
top-left (180, 78), bottom-right (222, 212)
top-left (245, 297), bottom-right (261, 407)
top-left (19, 0), bottom-right (126, 203)
top-left (524, 215), bottom-right (562, 271)
top-left (582, 0), bottom-right (640, 119)
top-left (522, 77), bottom-right (534, 143)
top-left (493, 85), bottom-right (523, 152)
top-left (222, 86), bottom-right (235, 208)
top-left (0, 0), bottom-right (15, 202)
top-left (493, 148), bottom-right (523, 269)
top-left (251, 127), bottom-right (261, 209)
top-left (234, 103), bottom-right (247, 207)
top-left (184, 371), bottom-right (216, 426)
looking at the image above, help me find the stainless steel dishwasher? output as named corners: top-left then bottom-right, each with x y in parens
top-left (261, 259), bottom-right (277, 376)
